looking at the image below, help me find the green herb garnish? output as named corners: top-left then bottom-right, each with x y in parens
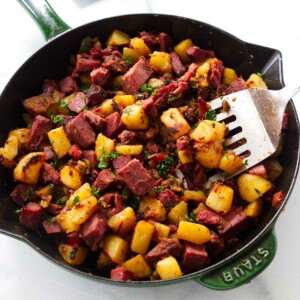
top-left (127, 195), bottom-right (141, 211)
top-left (25, 187), bottom-right (34, 202)
top-left (157, 156), bottom-right (175, 179)
top-left (98, 155), bottom-right (108, 169)
top-left (243, 159), bottom-right (249, 166)
top-left (169, 176), bottom-right (176, 182)
top-left (108, 152), bottom-right (121, 159)
top-left (83, 97), bottom-right (88, 110)
top-left (50, 114), bottom-right (64, 125)
top-left (72, 195), bottom-right (80, 206)
top-left (140, 83), bottom-right (157, 95)
top-left (144, 151), bottom-right (151, 160)
top-left (203, 110), bottom-right (217, 121)
top-left (15, 208), bottom-right (22, 216)
top-left (91, 187), bottom-right (101, 197)
top-left (155, 186), bottom-right (165, 194)
top-left (124, 56), bottom-right (134, 65)
top-left (185, 211), bottom-right (197, 223)
top-left (59, 98), bottom-right (69, 108)
top-left (52, 153), bottom-right (59, 170)
top-left (80, 84), bottom-right (90, 93)
top-left (256, 72), bottom-right (263, 78)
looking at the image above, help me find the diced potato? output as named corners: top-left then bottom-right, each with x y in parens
top-left (214, 121), bottom-right (228, 142)
top-left (222, 68), bottom-right (237, 85)
top-left (177, 221), bottom-right (211, 245)
top-left (174, 38), bottom-right (194, 63)
top-left (107, 29), bottom-right (130, 46)
top-left (66, 183), bottom-right (92, 208)
top-left (244, 198), bottom-right (263, 218)
top-left (97, 251), bottom-right (115, 270)
top-left (205, 183), bottom-right (234, 215)
top-left (138, 196), bottom-right (167, 222)
top-left (167, 201), bottom-right (188, 225)
top-left (122, 254), bottom-right (152, 279)
top-left (160, 108), bottom-right (191, 139)
top-left (129, 37), bottom-right (151, 57)
top-left (60, 165), bottom-right (84, 190)
top-left (97, 99), bottom-right (115, 116)
top-left (149, 51), bottom-right (172, 74)
top-left (48, 126), bottom-right (72, 159)
top-left (13, 152), bottom-right (45, 184)
top-left (95, 133), bottom-right (115, 158)
top-left (195, 140), bottom-right (223, 169)
top-left (36, 185), bottom-right (53, 208)
top-left (181, 190), bottom-right (207, 202)
top-left (107, 207), bottom-right (137, 236)
top-left (56, 209), bottom-right (81, 233)
top-left (69, 196), bottom-right (98, 225)
top-left (115, 144), bottom-right (143, 156)
top-left (156, 256), bottom-right (182, 280)
top-left (219, 152), bottom-right (244, 175)
top-left (0, 134), bottom-right (18, 161)
top-left (193, 202), bottom-right (208, 215)
top-left (195, 59), bottom-right (212, 88)
top-left (121, 104), bottom-right (149, 130)
top-left (58, 244), bottom-right (88, 265)
top-left (178, 146), bottom-right (194, 164)
top-left (246, 73), bottom-right (268, 89)
top-left (237, 173), bottom-right (272, 202)
top-left (264, 158), bottom-right (283, 182)
top-left (190, 120), bottom-right (218, 143)
top-left (103, 234), bottom-right (128, 264)
top-left (131, 221), bottom-right (155, 254)
top-left (150, 221), bottom-right (170, 242)
top-left (8, 128), bottom-right (30, 151)
top-left (113, 94), bottom-right (136, 108)
top-left (123, 47), bottom-right (140, 63)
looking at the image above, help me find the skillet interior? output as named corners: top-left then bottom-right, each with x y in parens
top-left (0, 14), bottom-right (299, 285)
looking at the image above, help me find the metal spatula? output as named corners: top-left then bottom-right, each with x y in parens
top-left (207, 85), bottom-right (299, 183)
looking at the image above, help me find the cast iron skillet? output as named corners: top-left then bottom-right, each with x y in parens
top-left (0, 0), bottom-right (299, 290)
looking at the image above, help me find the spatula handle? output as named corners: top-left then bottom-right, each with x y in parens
top-left (278, 85), bottom-right (300, 105)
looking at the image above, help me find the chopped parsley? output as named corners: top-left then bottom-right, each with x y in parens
top-left (169, 176), bottom-right (176, 182)
top-left (50, 114), bottom-right (64, 125)
top-left (108, 152), bottom-right (121, 159)
top-left (72, 195), bottom-right (80, 206)
top-left (185, 211), bottom-right (197, 223)
top-left (140, 83), bottom-right (157, 95)
top-left (127, 195), bottom-right (141, 211)
top-left (243, 159), bottom-right (249, 166)
top-left (59, 98), bottom-right (69, 108)
top-left (15, 208), bottom-right (22, 216)
top-left (91, 187), bottom-right (100, 197)
top-left (80, 84), bottom-right (90, 93)
top-left (256, 72), bottom-right (263, 78)
top-left (203, 110), bottom-right (217, 121)
top-left (144, 151), bottom-right (151, 160)
top-left (25, 187), bottom-right (34, 202)
top-left (52, 153), bottom-right (59, 170)
top-left (124, 56), bottom-right (134, 65)
top-left (157, 156), bottom-right (176, 179)
top-left (83, 97), bottom-right (88, 110)
top-left (155, 186), bottom-right (165, 194)
top-left (98, 155), bottom-right (108, 169)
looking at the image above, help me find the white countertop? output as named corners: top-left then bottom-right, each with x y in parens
top-left (1, 1), bottom-right (300, 299)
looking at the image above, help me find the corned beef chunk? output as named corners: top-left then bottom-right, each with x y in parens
top-left (182, 242), bottom-right (208, 271)
top-left (102, 192), bottom-right (123, 215)
top-left (157, 189), bottom-right (179, 206)
top-left (93, 169), bottom-right (116, 191)
top-left (42, 79), bottom-right (58, 93)
top-left (90, 67), bottom-right (111, 86)
top-left (111, 266), bottom-right (134, 281)
top-left (82, 150), bottom-right (97, 168)
top-left (117, 158), bottom-right (157, 196)
top-left (65, 112), bottom-right (96, 148)
top-left (103, 112), bottom-right (124, 138)
top-left (59, 76), bottom-right (79, 94)
top-left (141, 98), bottom-right (157, 118)
top-left (117, 130), bottom-right (136, 145)
top-left (248, 164), bottom-right (268, 178)
top-left (193, 164), bottom-right (207, 187)
top-left (159, 32), bottom-right (173, 52)
top-left (226, 77), bottom-right (248, 94)
top-left (81, 212), bottom-right (107, 251)
top-left (112, 155), bottom-right (131, 171)
top-left (196, 209), bottom-right (223, 227)
top-left (40, 163), bottom-right (60, 184)
top-left (76, 54), bottom-right (101, 72)
top-left (186, 46), bottom-right (215, 63)
top-left (103, 53), bottom-right (129, 74)
top-left (84, 110), bottom-right (106, 132)
top-left (42, 218), bottom-right (63, 235)
top-left (170, 51), bottom-right (186, 76)
top-left (85, 84), bottom-right (107, 104)
top-left (43, 145), bottom-right (55, 161)
top-left (46, 203), bottom-right (63, 215)
top-left (145, 238), bottom-right (183, 264)
top-left (19, 202), bottom-right (44, 231)
top-left (23, 93), bottom-right (53, 115)
top-left (207, 231), bottom-right (225, 257)
top-left (209, 59), bottom-right (224, 88)
top-left (10, 183), bottom-right (36, 206)
top-left (121, 57), bottom-right (153, 94)
top-left (67, 92), bottom-right (88, 113)
top-left (140, 31), bottom-right (159, 46)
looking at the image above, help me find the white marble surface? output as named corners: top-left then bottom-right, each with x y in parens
top-left (1, 1), bottom-right (300, 299)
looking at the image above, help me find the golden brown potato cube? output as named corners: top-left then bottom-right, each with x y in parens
top-left (95, 133), bottom-right (115, 158)
top-left (190, 120), bottom-right (218, 143)
top-left (219, 152), bottom-right (244, 175)
top-left (69, 196), bottom-right (98, 225)
top-left (150, 221), bottom-right (171, 242)
top-left (13, 152), bottom-right (45, 184)
top-left (138, 196), bottom-right (166, 222)
top-left (222, 68), bottom-right (237, 85)
top-left (193, 202), bottom-right (208, 215)
top-left (174, 38), bottom-right (194, 63)
top-left (264, 158), bottom-right (283, 182)
top-left (244, 198), bottom-right (263, 218)
top-left (160, 108), bottom-right (191, 139)
top-left (121, 104), bottom-right (149, 130)
top-left (122, 254), bottom-right (152, 279)
top-left (66, 182), bottom-right (92, 208)
top-left (178, 146), bottom-right (194, 164)
top-left (205, 183), bottom-right (234, 215)
top-left (195, 140), bottom-right (223, 169)
top-left (131, 221), bottom-right (155, 254)
top-left (107, 207), bottom-right (137, 236)
top-left (97, 251), bottom-right (115, 270)
top-left (0, 134), bottom-right (18, 161)
top-left (123, 47), bottom-right (140, 63)
top-left (96, 99), bottom-right (115, 116)
top-left (60, 165), bottom-right (84, 190)
top-left (107, 29), bottom-right (130, 46)
top-left (182, 190), bottom-right (207, 202)
top-left (36, 185), bottom-right (53, 208)
top-left (58, 244), bottom-right (88, 266)
top-left (129, 37), bottom-right (151, 57)
top-left (237, 173), bottom-right (272, 202)
top-left (156, 256), bottom-right (182, 280)
top-left (113, 94), bottom-right (136, 108)
top-left (246, 73), bottom-right (268, 89)
top-left (8, 128), bottom-right (30, 151)
top-left (103, 234), bottom-right (128, 264)
top-left (48, 126), bottom-right (72, 159)
top-left (56, 209), bottom-right (81, 233)
top-left (149, 51), bottom-right (172, 74)
top-left (177, 221), bottom-right (211, 245)
top-left (115, 144), bottom-right (143, 156)
top-left (167, 201), bottom-right (188, 225)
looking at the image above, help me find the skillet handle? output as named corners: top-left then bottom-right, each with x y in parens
top-left (17, 0), bottom-right (70, 41)
top-left (193, 230), bottom-right (277, 290)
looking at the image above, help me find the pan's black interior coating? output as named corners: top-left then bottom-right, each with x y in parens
top-left (0, 14), bottom-right (299, 285)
